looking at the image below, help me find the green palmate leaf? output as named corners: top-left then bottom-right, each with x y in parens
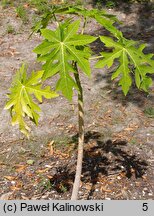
top-left (33, 20), bottom-right (97, 100)
top-left (4, 64), bottom-right (58, 137)
top-left (95, 36), bottom-right (154, 95)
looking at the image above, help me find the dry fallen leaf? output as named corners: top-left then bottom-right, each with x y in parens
top-left (142, 175), bottom-right (147, 181)
top-left (47, 175), bottom-right (53, 179)
top-left (48, 140), bottom-right (54, 155)
top-left (84, 183), bottom-right (92, 190)
top-left (101, 186), bottom-right (112, 193)
top-left (10, 181), bottom-right (23, 191)
top-left (23, 3), bottom-right (30, 8)
top-left (54, 150), bottom-right (69, 158)
top-left (0, 192), bottom-right (13, 200)
top-left (135, 182), bottom-right (141, 187)
top-left (36, 168), bottom-right (50, 174)
top-left (120, 172), bottom-right (126, 177)
top-left (4, 176), bottom-right (17, 181)
top-left (124, 127), bottom-right (135, 131)
top-left (14, 164), bottom-right (27, 173)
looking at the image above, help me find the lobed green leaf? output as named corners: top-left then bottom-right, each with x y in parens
top-left (33, 20), bottom-right (97, 100)
top-left (96, 36), bottom-right (154, 95)
top-left (4, 64), bottom-right (58, 137)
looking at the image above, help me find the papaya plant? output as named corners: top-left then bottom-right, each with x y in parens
top-left (4, 5), bottom-right (154, 200)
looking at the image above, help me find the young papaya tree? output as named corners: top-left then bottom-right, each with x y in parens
top-left (4, 5), bottom-right (154, 200)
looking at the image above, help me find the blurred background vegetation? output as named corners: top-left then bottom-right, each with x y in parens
top-left (1, 0), bottom-right (154, 10)
top-left (93, 0), bottom-right (154, 8)
top-left (1, 0), bottom-right (153, 28)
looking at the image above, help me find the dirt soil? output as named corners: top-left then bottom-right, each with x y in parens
top-left (0, 2), bottom-right (154, 200)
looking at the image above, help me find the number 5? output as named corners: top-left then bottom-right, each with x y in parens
top-left (142, 203), bottom-right (148, 211)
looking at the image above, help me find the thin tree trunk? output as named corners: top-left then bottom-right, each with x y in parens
top-left (71, 63), bottom-right (84, 200)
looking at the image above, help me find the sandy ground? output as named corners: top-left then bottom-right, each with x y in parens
top-left (0, 2), bottom-right (154, 200)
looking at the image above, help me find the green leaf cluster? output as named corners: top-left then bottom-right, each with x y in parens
top-left (95, 36), bottom-right (154, 95)
top-left (5, 6), bottom-right (154, 137)
top-left (57, 6), bottom-right (122, 39)
top-left (4, 64), bottom-right (58, 137)
top-left (30, 11), bottom-right (53, 37)
top-left (33, 20), bottom-right (97, 100)
top-left (31, 5), bottom-right (121, 39)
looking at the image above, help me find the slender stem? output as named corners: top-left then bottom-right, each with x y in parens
top-left (71, 62), bottom-right (84, 200)
top-left (71, 17), bottom-right (86, 200)
top-left (81, 17), bottom-right (87, 35)
top-left (53, 12), bottom-right (59, 27)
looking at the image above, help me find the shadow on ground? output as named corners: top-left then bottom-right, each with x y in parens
top-left (92, 0), bottom-right (153, 14)
top-left (49, 131), bottom-right (148, 196)
top-left (94, 71), bottom-right (154, 108)
top-left (91, 1), bottom-right (154, 52)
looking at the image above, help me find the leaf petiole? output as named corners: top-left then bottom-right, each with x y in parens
top-left (89, 56), bottom-right (103, 60)
top-left (81, 17), bottom-right (87, 35)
